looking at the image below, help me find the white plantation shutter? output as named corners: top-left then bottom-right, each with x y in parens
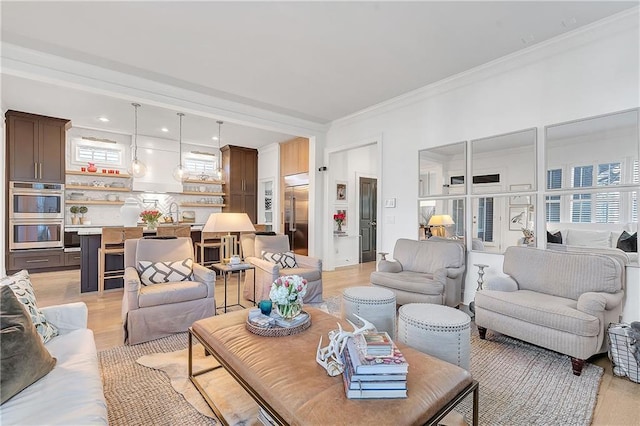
top-left (595, 163), bottom-right (621, 223)
top-left (184, 158), bottom-right (215, 175)
top-left (477, 197), bottom-right (494, 242)
top-left (546, 169), bottom-right (562, 222)
top-left (633, 161), bottom-right (639, 222)
top-left (570, 165), bottom-right (592, 223)
top-left (77, 146), bottom-right (121, 165)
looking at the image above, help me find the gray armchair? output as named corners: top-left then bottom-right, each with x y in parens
top-left (122, 237), bottom-right (216, 345)
top-left (241, 234), bottom-right (323, 303)
top-left (370, 238), bottom-right (465, 307)
top-left (475, 246), bottom-right (625, 375)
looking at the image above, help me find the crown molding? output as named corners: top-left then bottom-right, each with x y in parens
top-left (1, 43), bottom-right (329, 138)
top-left (331, 7), bottom-right (639, 129)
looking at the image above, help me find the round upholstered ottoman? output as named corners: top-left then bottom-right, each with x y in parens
top-left (398, 303), bottom-right (471, 370)
top-left (342, 286), bottom-right (397, 338)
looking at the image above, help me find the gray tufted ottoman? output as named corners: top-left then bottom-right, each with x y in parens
top-left (398, 303), bottom-right (471, 370)
top-left (342, 286), bottom-right (397, 338)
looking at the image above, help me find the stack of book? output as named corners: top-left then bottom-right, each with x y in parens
top-left (341, 332), bottom-right (408, 399)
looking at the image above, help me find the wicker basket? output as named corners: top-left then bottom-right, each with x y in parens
top-left (607, 323), bottom-right (640, 383)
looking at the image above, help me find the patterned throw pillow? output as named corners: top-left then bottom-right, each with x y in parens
top-left (262, 251), bottom-right (298, 268)
top-left (137, 259), bottom-right (194, 285)
top-left (0, 270), bottom-right (59, 343)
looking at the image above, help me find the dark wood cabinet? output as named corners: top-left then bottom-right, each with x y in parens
top-left (8, 249), bottom-right (65, 273)
top-left (222, 145), bottom-right (258, 223)
top-left (6, 110), bottom-right (69, 184)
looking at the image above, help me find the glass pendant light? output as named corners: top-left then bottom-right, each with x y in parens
top-left (213, 120), bottom-right (224, 181)
top-left (128, 103), bottom-right (147, 178)
top-left (172, 112), bottom-right (189, 182)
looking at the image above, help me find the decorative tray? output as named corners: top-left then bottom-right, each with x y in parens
top-left (246, 310), bottom-right (311, 337)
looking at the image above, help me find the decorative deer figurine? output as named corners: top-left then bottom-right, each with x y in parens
top-left (316, 314), bottom-right (376, 376)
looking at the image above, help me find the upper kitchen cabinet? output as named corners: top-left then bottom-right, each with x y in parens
top-left (6, 110), bottom-right (70, 184)
top-left (280, 137), bottom-right (309, 176)
top-left (222, 145), bottom-right (258, 223)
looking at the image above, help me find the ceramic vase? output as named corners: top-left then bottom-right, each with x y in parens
top-left (120, 197), bottom-right (140, 226)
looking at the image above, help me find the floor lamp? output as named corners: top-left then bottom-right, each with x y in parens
top-left (428, 214), bottom-right (455, 238)
top-left (202, 213), bottom-right (256, 263)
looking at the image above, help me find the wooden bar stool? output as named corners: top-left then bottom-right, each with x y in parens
top-left (194, 232), bottom-right (222, 266)
top-left (156, 225), bottom-right (191, 237)
top-left (98, 226), bottom-right (143, 296)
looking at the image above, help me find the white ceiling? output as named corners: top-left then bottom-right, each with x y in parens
top-left (1, 1), bottom-right (636, 147)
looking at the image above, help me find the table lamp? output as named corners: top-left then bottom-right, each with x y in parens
top-left (428, 214), bottom-right (455, 237)
top-left (202, 212), bottom-right (256, 263)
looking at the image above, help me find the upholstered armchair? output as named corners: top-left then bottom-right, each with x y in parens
top-left (370, 238), bottom-right (465, 307)
top-left (122, 237), bottom-right (216, 345)
top-left (240, 233), bottom-right (323, 303)
top-left (475, 246), bottom-right (625, 375)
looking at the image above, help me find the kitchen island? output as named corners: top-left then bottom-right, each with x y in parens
top-left (74, 224), bottom-right (213, 293)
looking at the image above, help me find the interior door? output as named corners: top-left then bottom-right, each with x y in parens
top-left (359, 177), bottom-right (377, 262)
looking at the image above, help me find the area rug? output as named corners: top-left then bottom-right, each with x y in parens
top-left (99, 298), bottom-right (603, 426)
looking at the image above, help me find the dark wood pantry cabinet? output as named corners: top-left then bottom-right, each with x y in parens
top-left (6, 110), bottom-right (70, 184)
top-left (221, 145), bottom-right (258, 224)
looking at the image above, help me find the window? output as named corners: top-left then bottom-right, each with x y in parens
top-left (76, 144), bottom-right (122, 166)
top-left (545, 169), bottom-right (562, 222)
top-left (451, 199), bottom-right (465, 237)
top-left (595, 163), bottom-right (621, 223)
top-left (570, 165), bottom-right (593, 222)
top-left (476, 197), bottom-right (494, 242)
top-left (183, 157), bottom-right (216, 176)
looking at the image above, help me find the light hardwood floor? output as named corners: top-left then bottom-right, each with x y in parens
top-left (29, 264), bottom-right (637, 425)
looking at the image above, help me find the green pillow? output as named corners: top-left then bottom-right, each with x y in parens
top-left (0, 270), bottom-right (58, 343)
top-left (1, 285), bottom-right (57, 405)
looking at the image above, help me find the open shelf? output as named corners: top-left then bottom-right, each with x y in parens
top-left (181, 191), bottom-right (225, 196)
top-left (183, 178), bottom-right (225, 185)
top-left (66, 170), bottom-right (131, 179)
top-left (66, 185), bottom-right (130, 192)
top-left (66, 200), bottom-right (125, 205)
top-left (180, 203), bottom-right (226, 207)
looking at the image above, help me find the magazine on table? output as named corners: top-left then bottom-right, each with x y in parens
top-left (342, 348), bottom-right (407, 390)
top-left (345, 336), bottom-right (408, 375)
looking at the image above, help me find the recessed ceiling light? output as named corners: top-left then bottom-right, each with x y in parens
top-left (212, 136), bottom-right (219, 141)
top-left (98, 117), bottom-right (110, 122)
top-left (161, 127), bottom-right (169, 132)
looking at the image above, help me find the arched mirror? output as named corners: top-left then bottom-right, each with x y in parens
top-left (471, 128), bottom-right (537, 195)
top-left (419, 141), bottom-right (466, 197)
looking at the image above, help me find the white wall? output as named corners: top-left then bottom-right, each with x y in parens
top-left (325, 12), bottom-right (639, 302)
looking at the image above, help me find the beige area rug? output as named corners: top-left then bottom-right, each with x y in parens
top-left (99, 297), bottom-right (604, 426)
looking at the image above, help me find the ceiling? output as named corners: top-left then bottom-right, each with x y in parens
top-left (1, 1), bottom-right (636, 147)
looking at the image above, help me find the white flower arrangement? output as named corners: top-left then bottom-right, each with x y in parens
top-left (269, 275), bottom-right (308, 305)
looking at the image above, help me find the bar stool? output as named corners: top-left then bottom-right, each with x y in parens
top-left (98, 227), bottom-right (143, 296)
top-left (194, 232), bottom-right (222, 266)
top-left (156, 225), bottom-right (191, 237)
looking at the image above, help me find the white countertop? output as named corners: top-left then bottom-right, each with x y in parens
top-left (67, 224), bottom-right (204, 235)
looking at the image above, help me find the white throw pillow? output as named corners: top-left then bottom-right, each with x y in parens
top-left (137, 259), bottom-right (194, 285)
top-left (565, 229), bottom-right (611, 248)
top-left (0, 269), bottom-right (59, 343)
top-left (262, 251), bottom-right (298, 268)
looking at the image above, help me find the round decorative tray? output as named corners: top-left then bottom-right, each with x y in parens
top-left (246, 311), bottom-right (311, 337)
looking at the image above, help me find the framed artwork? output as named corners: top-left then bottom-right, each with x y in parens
top-left (336, 182), bottom-right (347, 202)
top-left (509, 206), bottom-right (529, 231)
top-left (509, 184), bottom-right (531, 205)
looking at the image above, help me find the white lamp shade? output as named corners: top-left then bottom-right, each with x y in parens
top-left (203, 213), bottom-right (256, 233)
top-left (428, 214), bottom-right (455, 226)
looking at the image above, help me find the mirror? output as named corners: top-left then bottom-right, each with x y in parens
top-left (471, 128), bottom-right (537, 195)
top-left (418, 198), bottom-right (465, 242)
top-left (471, 195), bottom-right (537, 253)
top-left (545, 109), bottom-right (639, 190)
top-left (419, 142), bottom-right (466, 197)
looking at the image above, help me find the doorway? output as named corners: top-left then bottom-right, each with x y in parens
top-left (359, 177), bottom-right (377, 263)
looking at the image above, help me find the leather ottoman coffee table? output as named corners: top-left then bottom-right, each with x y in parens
top-left (189, 308), bottom-right (478, 426)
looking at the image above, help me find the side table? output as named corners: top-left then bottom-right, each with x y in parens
top-left (211, 263), bottom-right (256, 313)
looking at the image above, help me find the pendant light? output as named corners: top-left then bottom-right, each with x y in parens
top-left (213, 120), bottom-right (224, 181)
top-left (128, 103), bottom-right (147, 178)
top-left (172, 112), bottom-right (189, 182)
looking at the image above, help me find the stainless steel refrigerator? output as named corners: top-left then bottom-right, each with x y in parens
top-left (284, 173), bottom-right (309, 255)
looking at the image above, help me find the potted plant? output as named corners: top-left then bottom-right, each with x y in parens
top-left (78, 206), bottom-right (89, 224)
top-left (70, 206), bottom-right (80, 225)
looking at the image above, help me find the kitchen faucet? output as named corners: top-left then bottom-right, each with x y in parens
top-left (168, 202), bottom-right (180, 223)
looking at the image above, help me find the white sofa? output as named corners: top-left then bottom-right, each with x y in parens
top-left (0, 302), bottom-right (108, 425)
top-left (547, 223), bottom-right (638, 264)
